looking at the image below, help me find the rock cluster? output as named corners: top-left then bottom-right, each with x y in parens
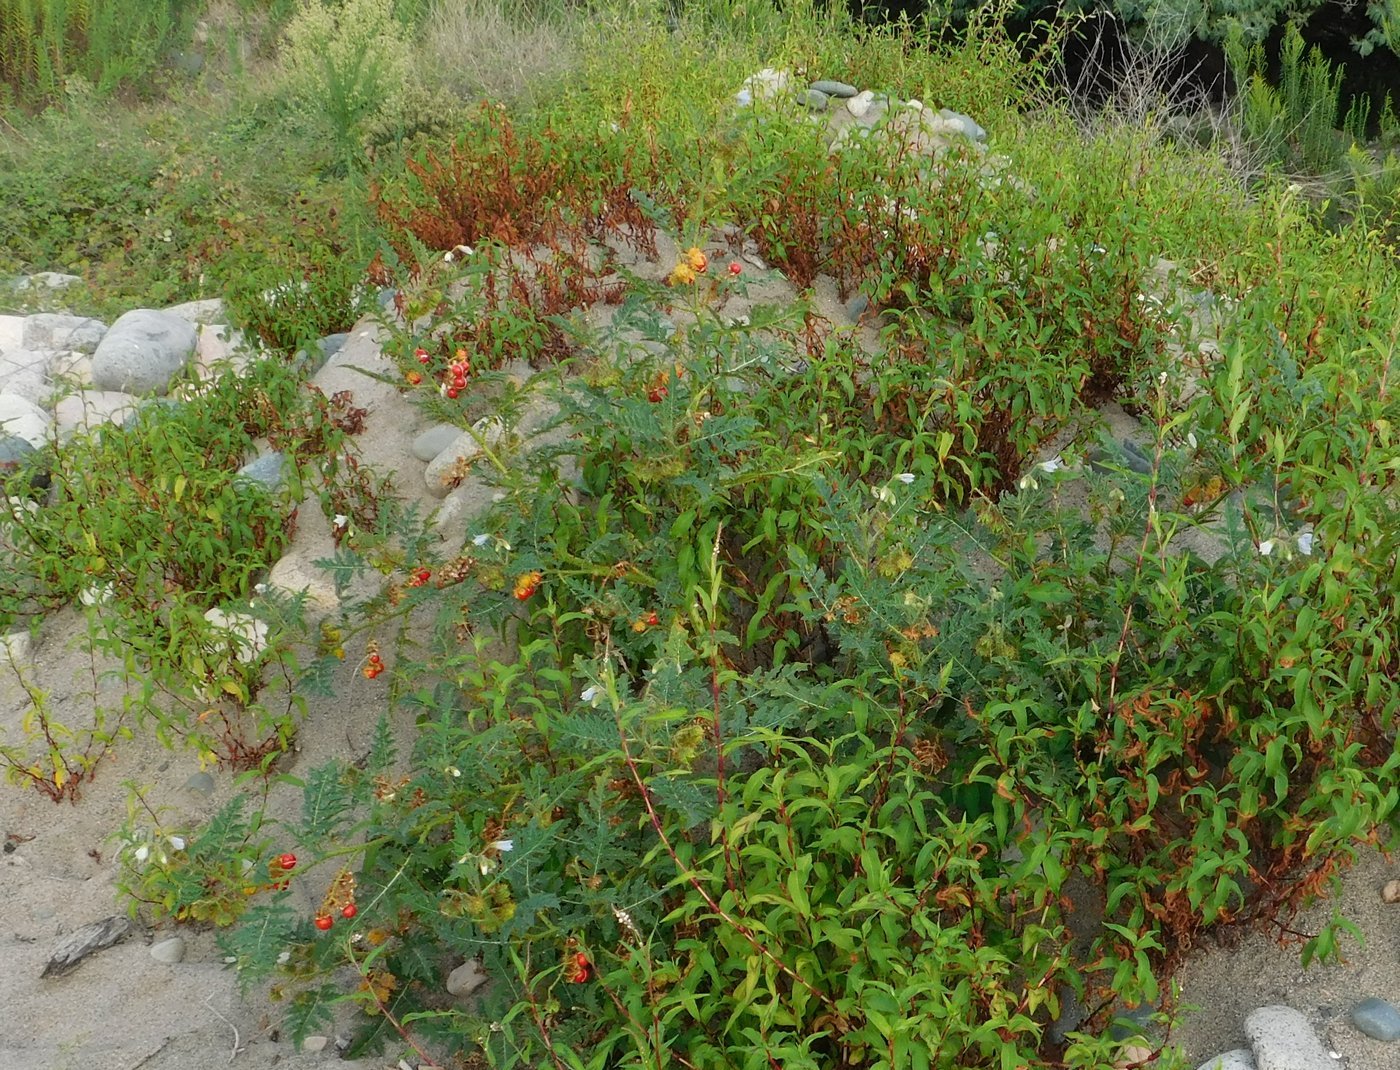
top-left (734, 67), bottom-right (996, 168)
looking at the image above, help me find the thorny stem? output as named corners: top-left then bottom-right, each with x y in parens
top-left (344, 942), bottom-right (441, 1069)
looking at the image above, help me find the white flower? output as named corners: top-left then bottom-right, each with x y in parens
top-left (478, 855), bottom-right (497, 875)
top-left (472, 533), bottom-right (491, 547)
top-left (1186, 431), bottom-right (1198, 450)
top-left (134, 844), bottom-right (150, 864)
top-left (580, 685), bottom-right (601, 705)
top-left (491, 839), bottom-right (514, 853)
top-left (1038, 456), bottom-right (1064, 474)
top-left (167, 836), bottom-right (186, 851)
top-left (894, 472), bottom-right (915, 484)
top-left (1296, 528), bottom-right (1314, 556)
top-left (1257, 539), bottom-right (1275, 557)
top-left (333, 514), bottom-right (349, 529)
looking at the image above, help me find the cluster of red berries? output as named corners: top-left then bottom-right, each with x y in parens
top-left (445, 349), bottom-right (471, 399)
top-left (243, 851), bottom-right (298, 896)
top-left (513, 570), bottom-right (543, 601)
top-left (407, 346), bottom-right (472, 399)
top-left (565, 951), bottom-right (592, 983)
top-left (270, 852), bottom-right (297, 890)
top-left (313, 902), bottom-right (358, 931)
top-left (407, 567), bottom-right (432, 588)
top-left (647, 365), bottom-right (682, 404)
top-left (362, 650), bottom-right (384, 680)
top-left (313, 868), bottom-right (359, 931)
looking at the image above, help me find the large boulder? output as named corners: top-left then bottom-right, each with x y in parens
top-left (90, 309), bottom-right (198, 395)
top-left (22, 313), bottom-right (107, 354)
top-left (0, 348), bottom-right (51, 405)
top-left (0, 392), bottom-right (51, 448)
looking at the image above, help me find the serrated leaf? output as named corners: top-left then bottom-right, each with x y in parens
top-left (300, 762), bottom-right (352, 841)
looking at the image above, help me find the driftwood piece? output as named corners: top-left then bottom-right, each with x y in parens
top-left (41, 915), bottom-right (134, 978)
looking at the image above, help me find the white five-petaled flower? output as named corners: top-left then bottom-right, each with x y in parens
top-left (1038, 456), bottom-right (1064, 474)
top-left (1257, 539), bottom-right (1275, 557)
top-left (168, 836), bottom-right (186, 851)
top-left (476, 840), bottom-right (514, 875)
top-left (333, 514), bottom-right (349, 529)
top-left (894, 472), bottom-right (916, 484)
top-left (580, 685), bottom-right (602, 705)
top-left (134, 844), bottom-right (150, 864)
top-left (472, 533), bottom-right (491, 547)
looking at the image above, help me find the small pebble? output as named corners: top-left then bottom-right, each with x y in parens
top-left (302, 1035), bottom-right (329, 1053)
top-left (182, 771), bottom-right (215, 797)
top-left (1382, 878), bottom-right (1400, 902)
top-left (1351, 996), bottom-right (1400, 1041)
top-left (149, 936), bottom-right (186, 964)
top-left (446, 957), bottom-right (487, 996)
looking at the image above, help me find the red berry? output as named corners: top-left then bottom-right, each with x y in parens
top-left (447, 387), bottom-right (459, 399)
top-left (341, 903), bottom-right (358, 919)
top-left (315, 915), bottom-right (334, 931)
top-left (648, 387), bottom-right (667, 403)
top-left (728, 261), bottom-right (742, 276)
top-left (415, 348), bottom-right (428, 360)
top-left (646, 612), bottom-right (660, 626)
top-left (278, 852), bottom-right (298, 871)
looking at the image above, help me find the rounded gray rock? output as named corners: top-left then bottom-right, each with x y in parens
top-left (446, 957), bottom-right (487, 996)
top-left (22, 313), bottom-right (107, 353)
top-left (423, 418), bottom-right (504, 498)
top-left (412, 423), bottom-right (462, 462)
top-left (810, 79), bottom-right (857, 98)
top-left (235, 451), bottom-right (290, 492)
top-left (183, 770), bottom-right (216, 797)
top-left (91, 309), bottom-right (198, 395)
top-left (798, 88), bottom-right (830, 111)
top-left (149, 936), bottom-right (186, 964)
top-left (1244, 1005), bottom-right (1333, 1070)
top-left (1351, 996), bottom-right (1400, 1041)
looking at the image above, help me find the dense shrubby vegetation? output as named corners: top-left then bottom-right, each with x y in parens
top-left (2, 1), bottom-right (1399, 1068)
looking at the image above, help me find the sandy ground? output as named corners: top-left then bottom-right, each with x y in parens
top-left (0, 606), bottom-right (396, 1070)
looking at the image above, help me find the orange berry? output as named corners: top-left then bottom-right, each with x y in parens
top-left (315, 915), bottom-right (334, 931)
